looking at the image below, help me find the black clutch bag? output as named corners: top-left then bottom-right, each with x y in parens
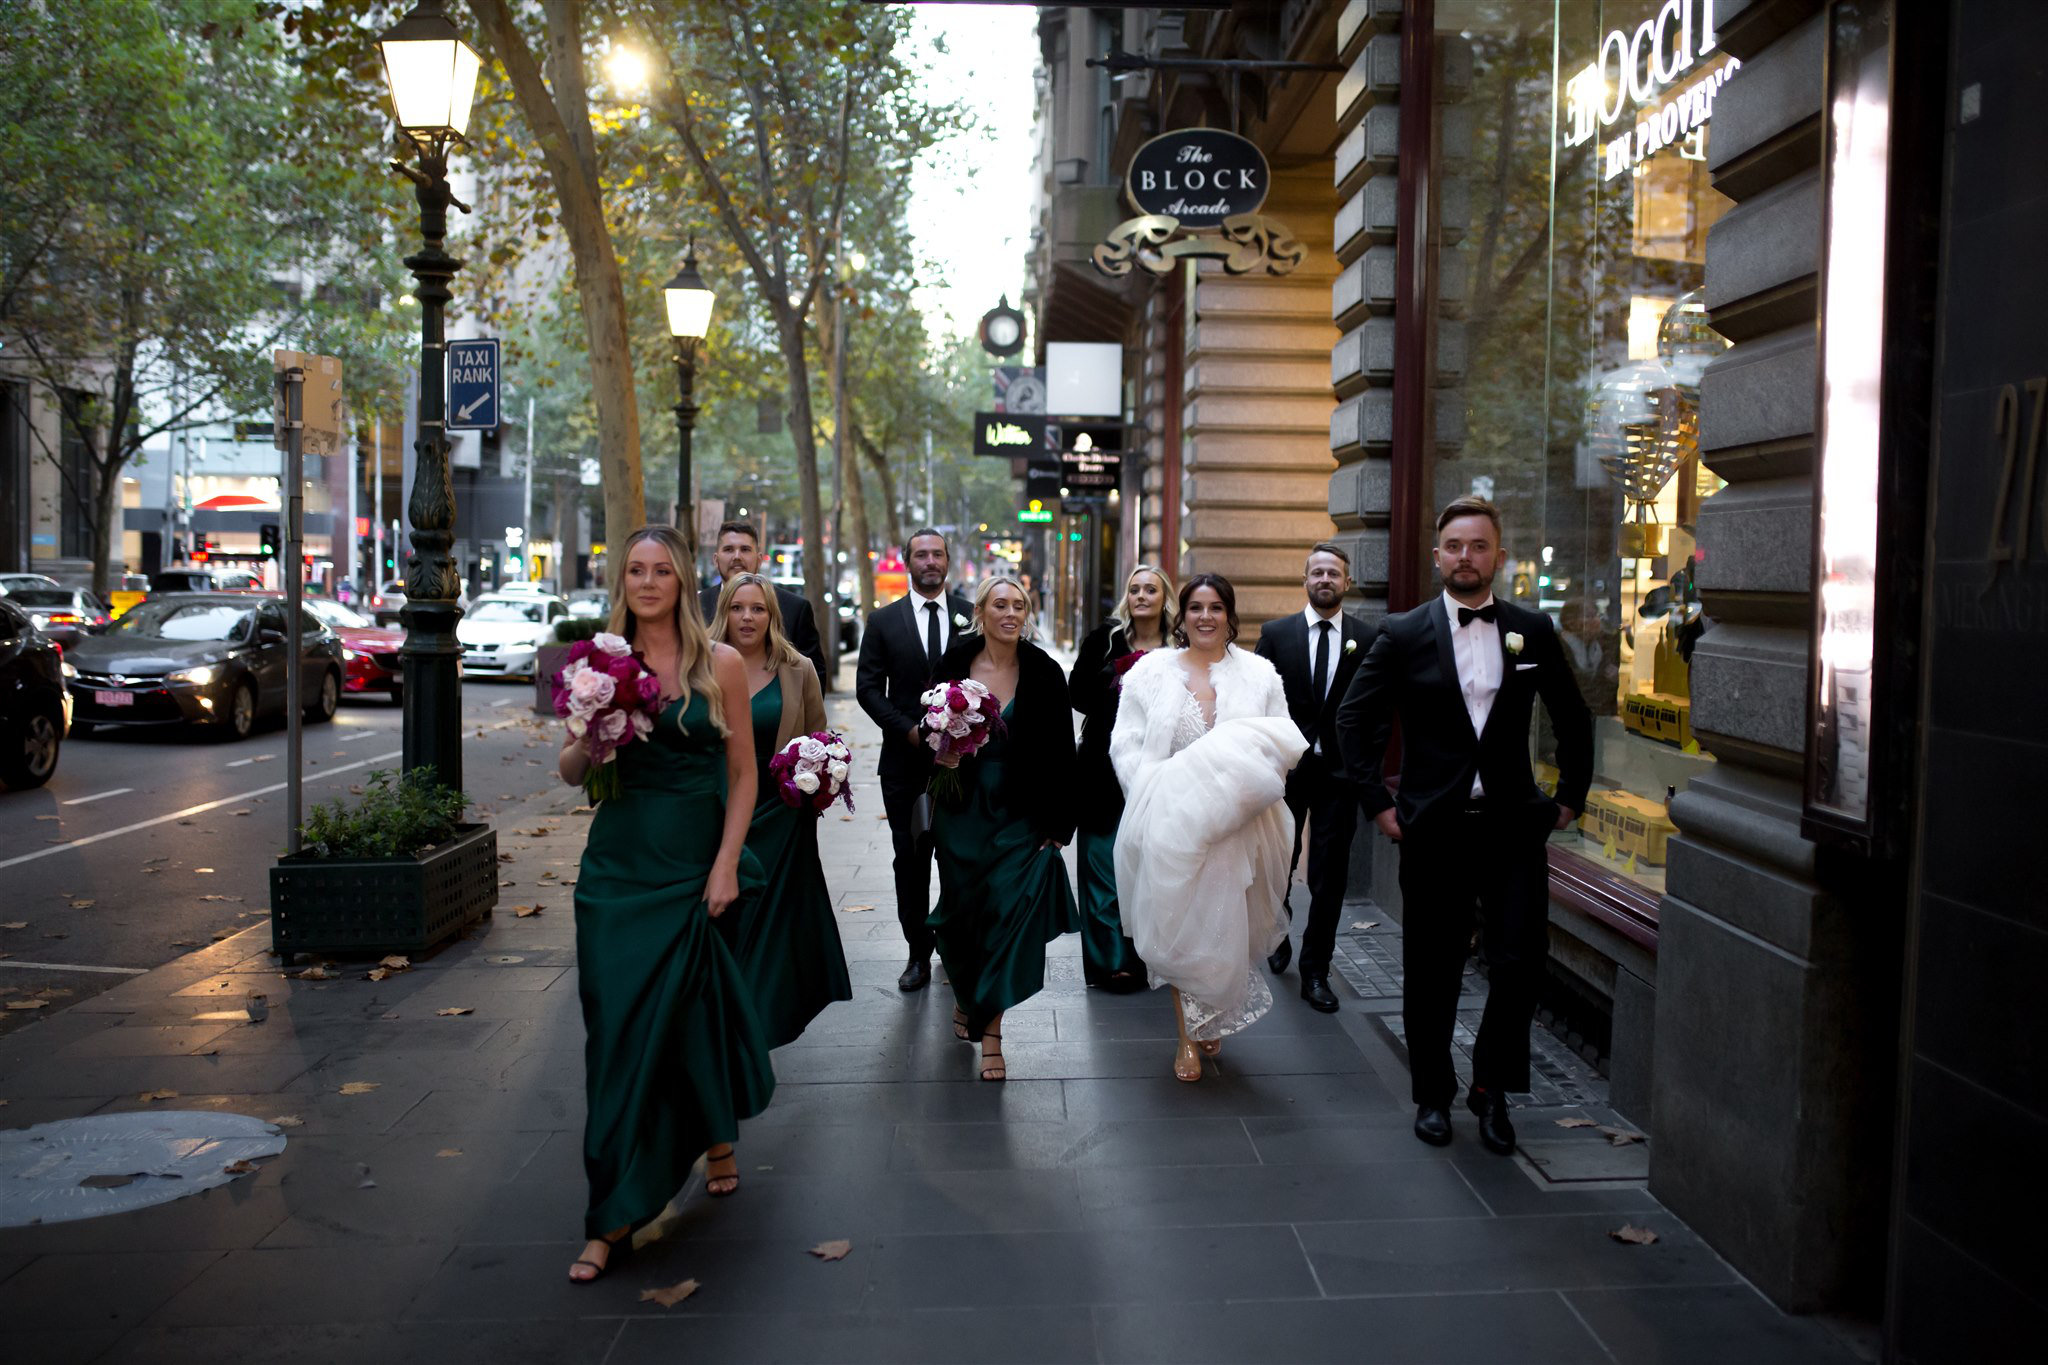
top-left (909, 791), bottom-right (935, 847)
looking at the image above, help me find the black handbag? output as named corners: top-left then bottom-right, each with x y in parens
top-left (909, 791), bottom-right (936, 847)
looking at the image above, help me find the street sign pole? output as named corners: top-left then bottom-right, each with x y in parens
top-left (278, 366), bottom-right (305, 855)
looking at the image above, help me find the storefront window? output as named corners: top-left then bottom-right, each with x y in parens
top-left (1430, 0), bottom-right (1737, 896)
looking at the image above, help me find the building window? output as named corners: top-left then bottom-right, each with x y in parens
top-left (59, 389), bottom-right (96, 560)
top-left (1428, 0), bottom-right (1735, 898)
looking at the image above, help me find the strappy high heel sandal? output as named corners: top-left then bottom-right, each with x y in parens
top-left (1174, 1039), bottom-right (1203, 1083)
top-left (568, 1229), bottom-right (634, 1283)
top-left (705, 1145), bottom-right (740, 1197)
top-left (979, 1032), bottom-right (1006, 1082)
top-left (953, 1007), bottom-right (971, 1041)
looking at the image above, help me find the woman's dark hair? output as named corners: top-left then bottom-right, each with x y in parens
top-left (1172, 573), bottom-right (1239, 647)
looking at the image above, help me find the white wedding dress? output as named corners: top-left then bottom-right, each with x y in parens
top-left (1110, 647), bottom-right (1307, 1041)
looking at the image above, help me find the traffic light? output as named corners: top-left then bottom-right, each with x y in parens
top-left (259, 522), bottom-right (281, 559)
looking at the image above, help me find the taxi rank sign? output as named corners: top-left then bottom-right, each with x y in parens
top-left (447, 337), bottom-right (500, 431)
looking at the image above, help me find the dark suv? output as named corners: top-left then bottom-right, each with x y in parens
top-left (0, 597), bottom-right (70, 788)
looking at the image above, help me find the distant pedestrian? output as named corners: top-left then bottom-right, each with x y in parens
top-left (1068, 564), bottom-right (1176, 991)
top-left (709, 571), bottom-right (852, 1047)
top-left (853, 528), bottom-right (972, 992)
top-left (926, 574), bottom-right (1078, 1081)
top-left (559, 525), bottom-right (773, 1283)
top-left (1335, 497), bottom-right (1593, 1155)
top-left (697, 519), bottom-right (827, 682)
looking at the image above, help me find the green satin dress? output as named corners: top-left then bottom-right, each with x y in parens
top-left (928, 701), bottom-right (1078, 1039)
top-left (720, 677), bottom-right (852, 1048)
top-left (1076, 828), bottom-right (1145, 985)
top-left (573, 692), bottom-right (774, 1239)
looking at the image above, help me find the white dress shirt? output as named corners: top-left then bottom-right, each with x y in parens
top-left (1443, 590), bottom-right (1502, 797)
top-left (1302, 603), bottom-right (1342, 753)
top-left (912, 588), bottom-right (953, 657)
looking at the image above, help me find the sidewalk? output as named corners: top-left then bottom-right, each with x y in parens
top-left (0, 682), bottom-right (1864, 1364)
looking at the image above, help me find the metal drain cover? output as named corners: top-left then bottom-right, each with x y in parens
top-left (0, 1111), bottom-right (287, 1227)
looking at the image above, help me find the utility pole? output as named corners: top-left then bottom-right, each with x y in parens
top-left (372, 418), bottom-right (384, 595)
top-left (523, 396), bottom-right (534, 584)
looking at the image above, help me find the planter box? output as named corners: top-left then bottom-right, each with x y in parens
top-left (534, 643), bottom-right (573, 715)
top-left (269, 823), bottom-right (499, 957)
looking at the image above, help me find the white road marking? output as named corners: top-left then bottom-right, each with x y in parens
top-left (226, 757), bottom-right (259, 768)
top-left (0, 959), bottom-right (147, 976)
top-left (0, 717), bottom-right (530, 874)
top-left (60, 788), bottom-right (134, 806)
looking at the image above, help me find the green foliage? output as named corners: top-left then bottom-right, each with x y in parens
top-left (297, 767), bottom-right (470, 860)
top-left (553, 615), bottom-right (606, 643)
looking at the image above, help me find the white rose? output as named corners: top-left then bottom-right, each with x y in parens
top-left (593, 632), bottom-right (632, 657)
top-left (798, 736), bottom-right (827, 762)
top-left (793, 770), bottom-right (820, 793)
top-left (566, 713), bottom-right (588, 738)
top-left (953, 613), bottom-right (969, 628)
top-left (826, 760), bottom-right (848, 783)
top-left (1505, 631), bottom-right (1525, 656)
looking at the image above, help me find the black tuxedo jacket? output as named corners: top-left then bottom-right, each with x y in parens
top-left (1336, 596), bottom-right (1593, 831)
top-left (701, 581), bottom-right (827, 684)
top-left (1255, 607), bottom-right (1372, 771)
top-left (932, 635), bottom-right (1077, 845)
top-left (855, 589), bottom-right (973, 784)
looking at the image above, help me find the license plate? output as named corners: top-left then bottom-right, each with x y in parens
top-left (94, 689), bottom-right (134, 707)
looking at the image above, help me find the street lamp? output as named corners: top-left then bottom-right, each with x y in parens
top-left (663, 246), bottom-right (715, 544)
top-left (380, 0), bottom-right (480, 794)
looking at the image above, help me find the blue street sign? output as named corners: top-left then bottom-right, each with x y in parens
top-left (447, 338), bottom-right (500, 431)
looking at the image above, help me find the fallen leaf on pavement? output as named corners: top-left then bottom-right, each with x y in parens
top-left (379, 955), bottom-right (411, 971)
top-left (338, 1081), bottom-right (380, 1095)
top-left (211, 929), bottom-right (236, 942)
top-left (435, 1007), bottom-right (474, 1016)
top-left (1555, 1117), bottom-right (1599, 1129)
top-left (498, 879), bottom-right (516, 888)
top-left (290, 966), bottom-right (334, 980)
top-left (0, 922), bottom-right (25, 931)
top-left (808, 1240), bottom-right (852, 1262)
top-left (5, 1000), bottom-right (48, 1011)
top-left (268, 1115), bottom-right (303, 1128)
top-left (223, 1159), bottom-right (258, 1175)
top-left (572, 805), bottom-right (594, 814)
top-left (199, 894), bottom-right (244, 903)
top-left (41, 931), bottom-right (66, 939)
top-left (840, 814), bottom-right (853, 822)
top-left (498, 853), bottom-right (516, 863)
top-left (639, 1278), bottom-right (700, 1308)
top-left (1601, 1127), bottom-right (1646, 1146)
top-left (515, 905), bottom-right (542, 917)
top-left (232, 809), bottom-right (252, 816)
top-left (1610, 1224), bottom-right (1659, 1245)
top-left (194, 867), bottom-right (215, 874)
top-left (517, 827), bottom-right (550, 837)
top-left (170, 939), bottom-right (199, 948)
top-left (253, 754), bottom-right (274, 763)
top-left (245, 994), bottom-right (269, 1022)
top-left (1348, 920), bottom-right (1381, 930)
top-left (841, 904), bottom-right (875, 914)
top-left (366, 968), bottom-right (391, 981)
top-left (70, 899), bottom-right (95, 909)
top-left (435, 1148), bottom-right (463, 1158)
top-left (138, 1089), bottom-right (178, 1102)
top-left (34, 814), bottom-right (57, 821)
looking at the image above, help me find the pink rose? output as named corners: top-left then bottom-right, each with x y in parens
top-left (567, 665), bottom-right (616, 715)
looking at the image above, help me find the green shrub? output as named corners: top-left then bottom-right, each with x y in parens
top-left (297, 768), bottom-right (469, 860)
top-left (554, 615), bottom-right (606, 643)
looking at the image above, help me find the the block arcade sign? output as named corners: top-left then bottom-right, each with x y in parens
top-left (1561, 0), bottom-right (1741, 183)
top-left (1124, 128), bottom-right (1268, 231)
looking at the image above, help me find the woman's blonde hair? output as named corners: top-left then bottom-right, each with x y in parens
top-left (607, 524), bottom-right (726, 735)
top-left (710, 572), bottom-right (801, 670)
top-left (969, 573), bottom-right (1036, 642)
top-left (1109, 563), bottom-right (1178, 645)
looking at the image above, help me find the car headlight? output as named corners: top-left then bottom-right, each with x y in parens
top-left (61, 660), bottom-right (77, 680)
top-left (342, 647), bottom-right (359, 660)
top-left (169, 665), bottom-right (218, 686)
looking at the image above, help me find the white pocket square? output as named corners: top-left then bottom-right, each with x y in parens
top-left (1514, 662), bottom-right (1540, 671)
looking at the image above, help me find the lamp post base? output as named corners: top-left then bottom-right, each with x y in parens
top-left (400, 599), bottom-right (464, 793)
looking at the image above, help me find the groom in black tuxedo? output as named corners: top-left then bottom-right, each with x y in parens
top-left (854, 528), bottom-right (973, 991)
top-left (1255, 542), bottom-right (1371, 1013)
top-left (1336, 497), bottom-right (1592, 1155)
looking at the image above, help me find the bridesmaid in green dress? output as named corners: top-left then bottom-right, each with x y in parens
top-left (559, 526), bottom-right (772, 1283)
top-left (928, 574), bottom-right (1078, 1081)
top-left (1068, 564), bottom-right (1176, 991)
top-left (710, 572), bottom-right (852, 1047)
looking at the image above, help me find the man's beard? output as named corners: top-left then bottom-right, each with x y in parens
top-left (914, 568), bottom-right (946, 591)
top-left (1307, 583), bottom-right (1342, 606)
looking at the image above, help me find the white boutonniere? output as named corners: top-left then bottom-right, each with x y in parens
top-left (1343, 637), bottom-right (1358, 655)
top-left (1505, 631), bottom-right (1525, 656)
top-left (953, 613), bottom-right (969, 629)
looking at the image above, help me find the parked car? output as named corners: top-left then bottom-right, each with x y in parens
top-left (66, 594), bottom-right (343, 740)
top-left (0, 573), bottom-right (62, 598)
top-left (0, 598), bottom-right (69, 789)
top-left (150, 568), bottom-right (264, 594)
top-left (773, 576), bottom-right (859, 654)
top-left (565, 588), bottom-right (610, 620)
top-left (369, 578), bottom-right (407, 626)
top-left (457, 591), bottom-right (566, 680)
top-left (4, 587), bottom-right (111, 648)
top-left (298, 596), bottom-right (407, 702)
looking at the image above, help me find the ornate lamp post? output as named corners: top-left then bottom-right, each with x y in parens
top-left (663, 247), bottom-right (715, 545)
top-left (379, 0), bottom-right (480, 792)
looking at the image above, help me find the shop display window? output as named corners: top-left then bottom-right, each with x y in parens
top-left (1427, 0), bottom-right (1737, 897)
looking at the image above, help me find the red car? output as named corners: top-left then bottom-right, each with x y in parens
top-left (300, 596), bottom-right (406, 701)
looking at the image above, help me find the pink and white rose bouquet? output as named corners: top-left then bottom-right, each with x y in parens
top-left (550, 632), bottom-right (663, 802)
top-left (918, 677), bottom-right (1007, 802)
top-left (768, 730), bottom-right (855, 815)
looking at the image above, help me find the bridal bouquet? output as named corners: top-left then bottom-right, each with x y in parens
top-left (769, 730), bottom-right (856, 815)
top-left (918, 677), bottom-right (1007, 802)
top-left (551, 632), bottom-right (663, 802)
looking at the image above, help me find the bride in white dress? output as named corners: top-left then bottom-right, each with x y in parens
top-left (1109, 575), bottom-right (1308, 1081)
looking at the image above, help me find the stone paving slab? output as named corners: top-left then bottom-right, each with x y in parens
top-left (0, 681), bottom-right (1867, 1364)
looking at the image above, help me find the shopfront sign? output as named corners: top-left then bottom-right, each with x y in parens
top-left (1125, 129), bottom-right (1268, 230)
top-left (973, 411), bottom-right (1045, 457)
top-left (1562, 0), bottom-right (1741, 183)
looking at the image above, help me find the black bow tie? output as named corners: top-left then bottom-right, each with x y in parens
top-left (1457, 604), bottom-right (1499, 627)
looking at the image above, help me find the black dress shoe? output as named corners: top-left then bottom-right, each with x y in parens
top-left (1413, 1105), bottom-right (1453, 1147)
top-left (896, 958), bottom-right (931, 992)
top-left (1266, 938), bottom-right (1292, 974)
top-left (1467, 1087), bottom-right (1516, 1155)
top-left (1299, 973), bottom-right (1338, 1013)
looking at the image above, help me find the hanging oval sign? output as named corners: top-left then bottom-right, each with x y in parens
top-left (1124, 128), bottom-right (1269, 230)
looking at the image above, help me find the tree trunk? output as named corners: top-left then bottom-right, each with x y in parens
top-left (552, 468), bottom-right (578, 590)
top-left (89, 447), bottom-right (119, 597)
top-left (776, 313), bottom-right (829, 668)
top-left (844, 425), bottom-right (874, 619)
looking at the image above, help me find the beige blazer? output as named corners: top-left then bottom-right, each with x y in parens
top-left (768, 655), bottom-right (828, 754)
